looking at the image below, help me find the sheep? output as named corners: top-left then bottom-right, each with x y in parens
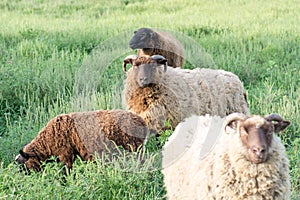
top-left (15, 109), bottom-right (149, 172)
top-left (162, 113), bottom-right (291, 200)
top-left (122, 54), bottom-right (250, 133)
top-left (129, 27), bottom-right (184, 68)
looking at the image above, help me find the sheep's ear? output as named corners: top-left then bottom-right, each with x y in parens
top-left (151, 55), bottom-right (166, 62)
top-left (273, 120), bottom-right (290, 133)
top-left (151, 55), bottom-right (167, 72)
top-left (265, 114), bottom-right (291, 133)
top-left (19, 150), bottom-right (30, 159)
top-left (123, 55), bottom-right (137, 72)
top-left (157, 58), bottom-right (167, 66)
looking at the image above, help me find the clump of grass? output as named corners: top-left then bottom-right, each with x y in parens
top-left (0, 146), bottom-right (166, 199)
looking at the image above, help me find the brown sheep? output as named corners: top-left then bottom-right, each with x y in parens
top-left (15, 110), bottom-right (149, 171)
top-left (129, 27), bottom-right (184, 68)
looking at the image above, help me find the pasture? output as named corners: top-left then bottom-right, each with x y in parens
top-left (0, 0), bottom-right (299, 199)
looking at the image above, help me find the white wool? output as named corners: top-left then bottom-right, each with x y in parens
top-left (123, 63), bottom-right (250, 133)
top-left (162, 114), bottom-right (290, 200)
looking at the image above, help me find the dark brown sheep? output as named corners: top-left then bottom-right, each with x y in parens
top-left (129, 27), bottom-right (184, 68)
top-left (15, 110), bottom-right (149, 171)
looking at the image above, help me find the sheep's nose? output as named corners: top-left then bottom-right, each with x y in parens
top-left (251, 147), bottom-right (266, 157)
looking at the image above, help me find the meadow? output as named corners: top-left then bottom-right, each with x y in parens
top-left (0, 0), bottom-right (299, 199)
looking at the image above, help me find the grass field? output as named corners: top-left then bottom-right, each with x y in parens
top-left (0, 0), bottom-right (299, 199)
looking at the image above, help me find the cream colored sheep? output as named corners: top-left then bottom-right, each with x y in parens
top-left (162, 113), bottom-right (291, 200)
top-left (122, 55), bottom-right (249, 133)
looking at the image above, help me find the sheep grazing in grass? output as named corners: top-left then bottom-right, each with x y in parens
top-left (162, 113), bottom-right (291, 200)
top-left (122, 54), bottom-right (249, 133)
top-left (129, 27), bottom-right (184, 68)
top-left (15, 110), bottom-right (149, 172)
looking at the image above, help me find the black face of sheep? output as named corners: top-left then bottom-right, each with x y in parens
top-left (15, 150), bottom-right (28, 167)
top-left (129, 28), bottom-right (156, 50)
top-left (227, 113), bottom-right (290, 164)
top-left (15, 150), bottom-right (40, 173)
top-left (123, 55), bottom-right (167, 88)
top-left (15, 149), bottom-right (69, 176)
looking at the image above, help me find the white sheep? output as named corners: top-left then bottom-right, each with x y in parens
top-left (122, 54), bottom-right (250, 133)
top-left (162, 113), bottom-right (291, 200)
top-left (15, 109), bottom-right (149, 172)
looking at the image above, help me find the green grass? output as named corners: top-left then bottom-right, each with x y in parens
top-left (0, 0), bottom-right (299, 199)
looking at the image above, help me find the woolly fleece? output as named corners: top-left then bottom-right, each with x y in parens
top-left (162, 115), bottom-right (290, 200)
top-left (19, 110), bottom-right (149, 170)
top-left (123, 59), bottom-right (249, 133)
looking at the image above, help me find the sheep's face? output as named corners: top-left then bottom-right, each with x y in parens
top-left (15, 151), bottom-right (28, 165)
top-left (129, 28), bottom-right (156, 49)
top-left (226, 113), bottom-right (290, 164)
top-left (123, 55), bottom-right (167, 88)
top-left (134, 61), bottom-right (162, 87)
top-left (239, 117), bottom-right (273, 164)
top-left (15, 150), bottom-right (41, 172)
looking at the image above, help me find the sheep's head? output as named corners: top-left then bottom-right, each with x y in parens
top-left (123, 55), bottom-right (167, 88)
top-left (129, 27), bottom-right (157, 50)
top-left (225, 113), bottom-right (290, 164)
top-left (15, 149), bottom-right (41, 172)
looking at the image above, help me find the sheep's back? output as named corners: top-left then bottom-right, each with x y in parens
top-left (163, 67), bottom-right (249, 118)
top-left (137, 31), bottom-right (184, 68)
top-left (97, 110), bottom-right (148, 151)
top-left (70, 110), bottom-right (148, 154)
top-left (157, 31), bottom-right (184, 57)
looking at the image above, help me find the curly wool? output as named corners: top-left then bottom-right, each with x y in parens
top-left (123, 61), bottom-right (249, 133)
top-left (71, 109), bottom-right (148, 154)
top-left (162, 115), bottom-right (291, 200)
top-left (18, 110), bottom-right (149, 170)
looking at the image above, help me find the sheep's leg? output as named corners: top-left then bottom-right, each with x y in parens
top-left (77, 147), bottom-right (94, 162)
top-left (61, 165), bottom-right (70, 177)
top-left (72, 131), bottom-right (94, 162)
top-left (58, 154), bottom-right (74, 170)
